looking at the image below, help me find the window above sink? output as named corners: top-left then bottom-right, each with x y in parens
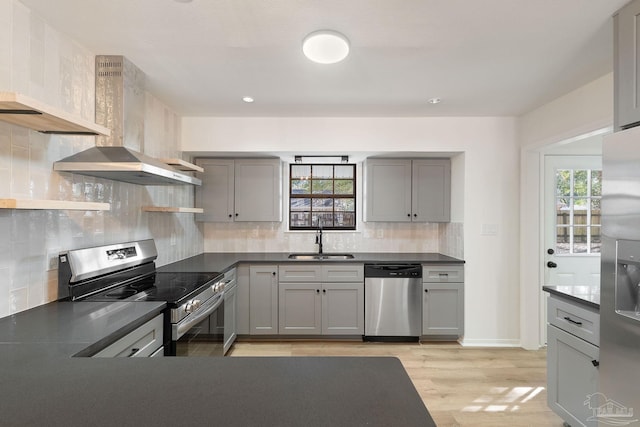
top-left (289, 163), bottom-right (356, 231)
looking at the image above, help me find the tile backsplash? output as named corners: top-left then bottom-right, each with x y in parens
top-left (204, 221), bottom-right (463, 259)
top-left (0, 0), bottom-right (203, 317)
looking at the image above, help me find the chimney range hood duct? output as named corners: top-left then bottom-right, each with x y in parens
top-left (54, 55), bottom-right (200, 186)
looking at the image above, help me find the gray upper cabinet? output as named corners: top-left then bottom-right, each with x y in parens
top-left (195, 158), bottom-right (282, 222)
top-left (364, 158), bottom-right (450, 222)
top-left (615, 0), bottom-right (640, 130)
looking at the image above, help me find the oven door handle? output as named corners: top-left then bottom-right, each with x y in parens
top-left (172, 293), bottom-right (224, 341)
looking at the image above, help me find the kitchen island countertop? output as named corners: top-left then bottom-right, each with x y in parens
top-left (0, 301), bottom-right (435, 426)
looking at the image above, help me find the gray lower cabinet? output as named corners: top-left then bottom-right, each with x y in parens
top-left (278, 264), bottom-right (364, 335)
top-left (236, 264), bottom-right (250, 335)
top-left (546, 295), bottom-right (600, 427)
top-left (422, 265), bottom-right (464, 337)
top-left (364, 158), bottom-right (450, 222)
top-left (249, 265), bottom-right (279, 334)
top-left (223, 268), bottom-right (237, 354)
top-left (195, 158), bottom-right (282, 222)
top-left (93, 313), bottom-right (164, 358)
top-left (614, 0), bottom-right (640, 130)
top-left (279, 282), bottom-right (322, 334)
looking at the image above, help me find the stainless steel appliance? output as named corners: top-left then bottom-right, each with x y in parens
top-left (364, 264), bottom-right (422, 341)
top-left (57, 239), bottom-right (227, 356)
top-left (53, 55), bottom-right (200, 186)
top-left (600, 126), bottom-right (640, 424)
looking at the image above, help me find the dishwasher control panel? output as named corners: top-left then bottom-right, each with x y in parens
top-left (364, 264), bottom-right (422, 278)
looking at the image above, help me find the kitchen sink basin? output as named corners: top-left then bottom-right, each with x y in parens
top-left (288, 253), bottom-right (355, 260)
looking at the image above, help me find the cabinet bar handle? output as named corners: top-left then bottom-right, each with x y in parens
top-left (563, 316), bottom-right (583, 326)
top-left (591, 360), bottom-right (600, 367)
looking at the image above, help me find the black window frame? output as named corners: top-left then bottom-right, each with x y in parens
top-left (289, 163), bottom-right (357, 231)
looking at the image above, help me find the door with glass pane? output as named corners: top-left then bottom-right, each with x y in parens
top-left (544, 156), bottom-right (602, 286)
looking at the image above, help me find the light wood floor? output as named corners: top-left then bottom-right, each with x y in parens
top-left (229, 340), bottom-right (565, 427)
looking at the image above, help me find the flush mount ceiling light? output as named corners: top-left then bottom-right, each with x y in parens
top-left (302, 30), bottom-right (350, 64)
top-left (428, 98), bottom-right (442, 104)
top-left (242, 96), bottom-right (255, 103)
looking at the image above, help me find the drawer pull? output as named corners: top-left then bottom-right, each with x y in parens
top-left (439, 273), bottom-right (449, 277)
top-left (564, 316), bottom-right (583, 326)
top-left (592, 360), bottom-right (600, 367)
top-left (128, 348), bottom-right (140, 357)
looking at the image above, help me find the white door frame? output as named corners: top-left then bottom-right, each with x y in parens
top-left (519, 127), bottom-right (610, 350)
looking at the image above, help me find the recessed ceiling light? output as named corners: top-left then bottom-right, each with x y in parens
top-left (302, 30), bottom-right (350, 64)
top-left (242, 96), bottom-right (254, 103)
top-left (428, 98), bottom-right (442, 104)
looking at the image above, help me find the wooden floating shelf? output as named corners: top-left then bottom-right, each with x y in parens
top-left (142, 206), bottom-right (204, 214)
top-left (0, 92), bottom-right (111, 136)
top-left (0, 199), bottom-right (110, 211)
top-left (158, 158), bottom-right (204, 173)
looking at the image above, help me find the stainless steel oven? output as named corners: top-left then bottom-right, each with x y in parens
top-left (57, 239), bottom-right (228, 357)
top-left (173, 282), bottom-right (225, 357)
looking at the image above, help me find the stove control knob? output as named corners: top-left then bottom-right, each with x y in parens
top-left (185, 299), bottom-right (202, 313)
top-left (211, 283), bottom-right (219, 293)
top-left (185, 301), bottom-right (195, 313)
top-left (219, 282), bottom-right (226, 292)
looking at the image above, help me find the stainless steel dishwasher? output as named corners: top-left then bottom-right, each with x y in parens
top-left (364, 264), bottom-right (422, 341)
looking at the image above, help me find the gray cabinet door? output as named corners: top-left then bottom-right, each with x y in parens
top-left (223, 281), bottom-right (237, 353)
top-left (615, 0), bottom-right (640, 130)
top-left (422, 282), bottom-right (464, 336)
top-left (547, 324), bottom-right (599, 427)
top-left (195, 159), bottom-right (235, 222)
top-left (236, 264), bottom-right (250, 335)
top-left (412, 159), bottom-right (451, 222)
top-left (195, 158), bottom-right (282, 222)
top-left (234, 159), bottom-right (282, 222)
top-left (249, 265), bottom-right (279, 334)
top-left (364, 159), bottom-right (412, 222)
top-left (322, 282), bottom-right (364, 335)
top-left (279, 282), bottom-right (322, 334)
top-left (364, 158), bottom-right (451, 222)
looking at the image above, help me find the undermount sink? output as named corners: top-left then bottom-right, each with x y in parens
top-left (288, 253), bottom-right (355, 260)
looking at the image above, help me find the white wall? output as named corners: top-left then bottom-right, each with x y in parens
top-left (183, 116), bottom-right (521, 346)
top-left (518, 73), bottom-right (613, 349)
top-left (0, 0), bottom-right (203, 318)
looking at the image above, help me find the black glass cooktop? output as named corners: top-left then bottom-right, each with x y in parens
top-left (84, 272), bottom-right (220, 304)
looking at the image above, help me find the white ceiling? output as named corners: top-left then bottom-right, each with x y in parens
top-left (19, 0), bottom-right (629, 117)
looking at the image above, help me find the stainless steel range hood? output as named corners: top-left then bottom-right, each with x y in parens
top-left (54, 146), bottom-right (200, 185)
top-left (54, 55), bottom-right (200, 186)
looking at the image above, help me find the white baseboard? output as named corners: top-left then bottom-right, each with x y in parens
top-left (459, 338), bottom-right (522, 347)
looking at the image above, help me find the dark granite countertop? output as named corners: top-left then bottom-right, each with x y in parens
top-left (543, 285), bottom-right (600, 310)
top-left (158, 251), bottom-right (464, 274)
top-left (0, 301), bottom-right (435, 426)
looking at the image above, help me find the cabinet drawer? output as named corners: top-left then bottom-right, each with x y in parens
top-left (93, 314), bottom-right (164, 358)
top-left (422, 265), bottom-right (464, 283)
top-left (321, 264), bottom-right (364, 282)
top-left (279, 265), bottom-right (322, 282)
top-left (547, 296), bottom-right (599, 347)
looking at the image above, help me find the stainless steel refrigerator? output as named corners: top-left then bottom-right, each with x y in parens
top-left (600, 125), bottom-right (640, 426)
